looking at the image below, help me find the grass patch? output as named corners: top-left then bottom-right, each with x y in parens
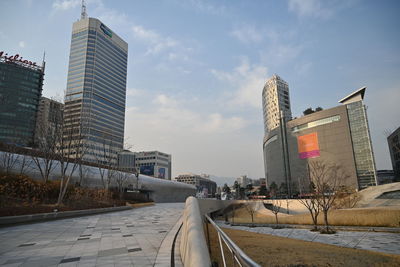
top-left (206, 225), bottom-right (400, 267)
top-left (225, 206), bottom-right (400, 227)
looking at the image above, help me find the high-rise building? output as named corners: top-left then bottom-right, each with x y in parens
top-left (175, 173), bottom-right (217, 197)
top-left (117, 150), bottom-right (135, 173)
top-left (134, 151), bottom-right (172, 180)
top-left (34, 96), bottom-right (64, 147)
top-left (236, 175), bottom-right (252, 187)
top-left (263, 86), bottom-right (377, 192)
top-left (262, 75), bottom-right (292, 194)
top-left (0, 51), bottom-right (44, 147)
top-left (262, 74), bottom-right (292, 136)
top-left (387, 126), bottom-right (400, 182)
top-left (63, 7), bottom-right (128, 163)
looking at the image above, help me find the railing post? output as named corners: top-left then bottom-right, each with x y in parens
top-left (218, 232), bottom-right (227, 267)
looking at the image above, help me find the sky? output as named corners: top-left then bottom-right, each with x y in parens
top-left (1, 0), bottom-right (399, 182)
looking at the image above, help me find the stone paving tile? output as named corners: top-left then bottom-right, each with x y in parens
top-left (219, 222), bottom-right (400, 255)
top-left (0, 203), bottom-right (184, 266)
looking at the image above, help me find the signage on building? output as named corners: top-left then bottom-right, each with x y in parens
top-left (0, 51), bottom-right (37, 66)
top-left (140, 165), bottom-right (154, 176)
top-left (100, 23), bottom-right (113, 38)
top-left (297, 132), bottom-right (320, 159)
top-left (158, 168), bottom-right (166, 179)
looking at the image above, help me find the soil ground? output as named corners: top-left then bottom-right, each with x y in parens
top-left (205, 224), bottom-right (400, 267)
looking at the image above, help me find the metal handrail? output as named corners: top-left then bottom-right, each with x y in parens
top-left (205, 214), bottom-right (261, 267)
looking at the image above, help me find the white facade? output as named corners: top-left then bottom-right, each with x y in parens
top-left (174, 173), bottom-right (217, 197)
top-left (262, 74), bottom-right (292, 136)
top-left (134, 151), bottom-right (171, 180)
top-left (236, 175), bottom-right (252, 187)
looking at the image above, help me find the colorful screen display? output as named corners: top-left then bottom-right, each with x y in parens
top-left (158, 168), bottom-right (166, 179)
top-left (140, 165), bottom-right (154, 176)
top-left (297, 132), bottom-right (320, 159)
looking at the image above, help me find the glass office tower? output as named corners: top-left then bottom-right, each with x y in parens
top-left (340, 88), bottom-right (377, 189)
top-left (63, 17), bottom-right (128, 163)
top-left (0, 53), bottom-right (44, 147)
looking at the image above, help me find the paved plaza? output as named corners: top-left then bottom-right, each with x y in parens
top-left (0, 203), bottom-right (184, 266)
top-left (218, 222), bottom-right (400, 255)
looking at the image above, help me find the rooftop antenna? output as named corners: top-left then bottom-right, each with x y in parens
top-left (81, 0), bottom-right (88, 20)
top-left (42, 50), bottom-right (46, 70)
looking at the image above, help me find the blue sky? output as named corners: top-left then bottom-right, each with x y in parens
top-left (1, 0), bottom-right (399, 181)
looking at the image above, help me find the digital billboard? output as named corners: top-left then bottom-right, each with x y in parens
top-left (158, 168), bottom-right (166, 179)
top-left (140, 165), bottom-right (154, 176)
top-left (297, 132), bottom-right (320, 159)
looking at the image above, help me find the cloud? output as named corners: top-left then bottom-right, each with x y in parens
top-left (123, 91), bottom-right (260, 177)
top-left (288, 0), bottom-right (333, 18)
top-left (153, 94), bottom-right (178, 107)
top-left (186, 0), bottom-right (227, 15)
top-left (126, 88), bottom-right (145, 97)
top-left (18, 41), bottom-right (25, 48)
top-left (211, 58), bottom-right (268, 108)
top-left (52, 0), bottom-right (80, 10)
top-left (231, 25), bottom-right (263, 44)
top-left (131, 24), bottom-right (180, 55)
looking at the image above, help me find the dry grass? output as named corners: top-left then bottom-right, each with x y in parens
top-left (227, 206), bottom-right (400, 227)
top-left (205, 224), bottom-right (400, 267)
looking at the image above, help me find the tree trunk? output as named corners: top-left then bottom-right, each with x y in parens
top-left (323, 209), bottom-right (329, 231)
top-left (312, 214), bottom-right (318, 230)
top-left (275, 213), bottom-right (279, 224)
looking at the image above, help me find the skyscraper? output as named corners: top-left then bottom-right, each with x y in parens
top-left (262, 75), bottom-right (292, 192)
top-left (63, 6), bottom-right (128, 163)
top-left (0, 51), bottom-right (44, 147)
top-left (262, 74), bottom-right (292, 136)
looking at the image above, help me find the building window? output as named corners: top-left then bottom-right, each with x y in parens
top-left (292, 115), bottom-right (340, 133)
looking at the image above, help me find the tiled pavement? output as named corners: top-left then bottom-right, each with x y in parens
top-left (0, 203), bottom-right (184, 266)
top-left (218, 222), bottom-right (400, 255)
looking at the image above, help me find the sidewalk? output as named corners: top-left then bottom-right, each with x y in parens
top-left (218, 221), bottom-right (400, 255)
top-left (0, 203), bottom-right (184, 266)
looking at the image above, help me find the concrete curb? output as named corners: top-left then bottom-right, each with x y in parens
top-left (0, 206), bottom-right (132, 227)
top-left (229, 222), bottom-right (400, 233)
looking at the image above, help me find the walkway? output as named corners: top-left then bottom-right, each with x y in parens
top-left (218, 222), bottom-right (400, 255)
top-left (0, 203), bottom-right (184, 266)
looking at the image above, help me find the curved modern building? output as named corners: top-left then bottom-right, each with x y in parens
top-left (262, 83), bottom-right (377, 193)
top-left (262, 75), bottom-right (292, 194)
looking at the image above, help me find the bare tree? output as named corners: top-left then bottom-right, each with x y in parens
top-left (271, 198), bottom-right (282, 225)
top-left (94, 133), bottom-right (117, 190)
top-left (298, 184), bottom-right (321, 231)
top-left (31, 98), bottom-right (63, 182)
top-left (310, 161), bottom-right (348, 233)
top-left (115, 171), bottom-right (130, 200)
top-left (333, 186), bottom-right (361, 209)
top-left (0, 149), bottom-right (19, 174)
top-left (18, 154), bottom-right (33, 175)
top-left (244, 201), bottom-right (258, 226)
top-left (56, 117), bottom-right (88, 205)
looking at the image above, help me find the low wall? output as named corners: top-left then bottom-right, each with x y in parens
top-left (197, 198), bottom-right (235, 216)
top-left (180, 197), bottom-right (211, 267)
top-left (180, 198), bottom-right (236, 266)
top-left (0, 206), bottom-right (131, 226)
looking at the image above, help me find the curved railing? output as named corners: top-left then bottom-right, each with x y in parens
top-left (205, 214), bottom-right (261, 267)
